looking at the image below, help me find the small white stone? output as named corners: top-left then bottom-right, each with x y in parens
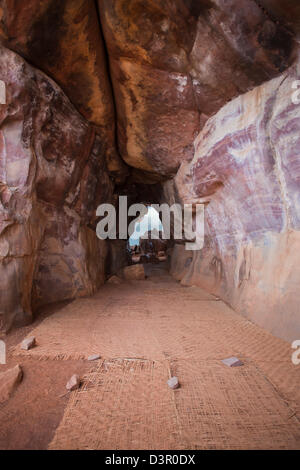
top-left (222, 357), bottom-right (244, 367)
top-left (21, 337), bottom-right (36, 351)
top-left (167, 376), bottom-right (179, 390)
top-left (66, 374), bottom-right (81, 391)
top-left (88, 354), bottom-right (101, 361)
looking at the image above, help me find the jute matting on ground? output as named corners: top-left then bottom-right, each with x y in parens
top-left (48, 358), bottom-right (300, 450)
top-left (12, 278), bottom-right (300, 449)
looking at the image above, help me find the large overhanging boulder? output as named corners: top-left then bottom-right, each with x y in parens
top-left (1, 0), bottom-right (296, 180)
top-left (99, 0), bottom-right (296, 178)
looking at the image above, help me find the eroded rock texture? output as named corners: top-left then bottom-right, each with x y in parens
top-left (0, 46), bottom-right (111, 330)
top-left (0, 0), bottom-right (299, 340)
top-left (0, 0), bottom-right (127, 179)
top-left (168, 57), bottom-right (300, 341)
top-left (99, 0), bottom-right (295, 178)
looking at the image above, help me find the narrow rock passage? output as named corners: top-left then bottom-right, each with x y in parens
top-left (3, 265), bottom-right (300, 449)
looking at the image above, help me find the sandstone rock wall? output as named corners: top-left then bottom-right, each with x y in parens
top-left (0, 1), bottom-right (299, 339)
top-left (0, 0), bottom-right (127, 180)
top-left (169, 58), bottom-right (300, 341)
top-left (0, 47), bottom-right (112, 331)
top-left (99, 0), bottom-right (294, 179)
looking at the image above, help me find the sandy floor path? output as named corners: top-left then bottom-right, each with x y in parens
top-left (1, 264), bottom-right (299, 449)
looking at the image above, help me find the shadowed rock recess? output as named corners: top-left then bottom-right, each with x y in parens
top-left (0, 0), bottom-right (299, 340)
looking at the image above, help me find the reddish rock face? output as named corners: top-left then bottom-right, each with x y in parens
top-left (0, 0), bottom-right (297, 181)
top-left (0, 1), bottom-right (299, 340)
top-left (168, 57), bottom-right (300, 341)
top-left (0, 0), bottom-right (110, 127)
top-left (99, 0), bottom-right (295, 178)
top-left (0, 46), bottom-right (112, 330)
top-left (0, 0), bottom-right (127, 180)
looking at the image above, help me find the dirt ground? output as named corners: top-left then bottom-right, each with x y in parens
top-left (0, 264), bottom-right (299, 450)
top-left (0, 302), bottom-right (91, 450)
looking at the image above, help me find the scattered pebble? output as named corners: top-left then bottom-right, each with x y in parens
top-left (222, 357), bottom-right (244, 367)
top-left (88, 354), bottom-right (101, 361)
top-left (66, 374), bottom-right (81, 391)
top-left (167, 376), bottom-right (179, 390)
top-left (21, 337), bottom-right (36, 351)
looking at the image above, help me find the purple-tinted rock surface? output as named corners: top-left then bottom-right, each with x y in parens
top-left (169, 57), bottom-right (300, 341)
